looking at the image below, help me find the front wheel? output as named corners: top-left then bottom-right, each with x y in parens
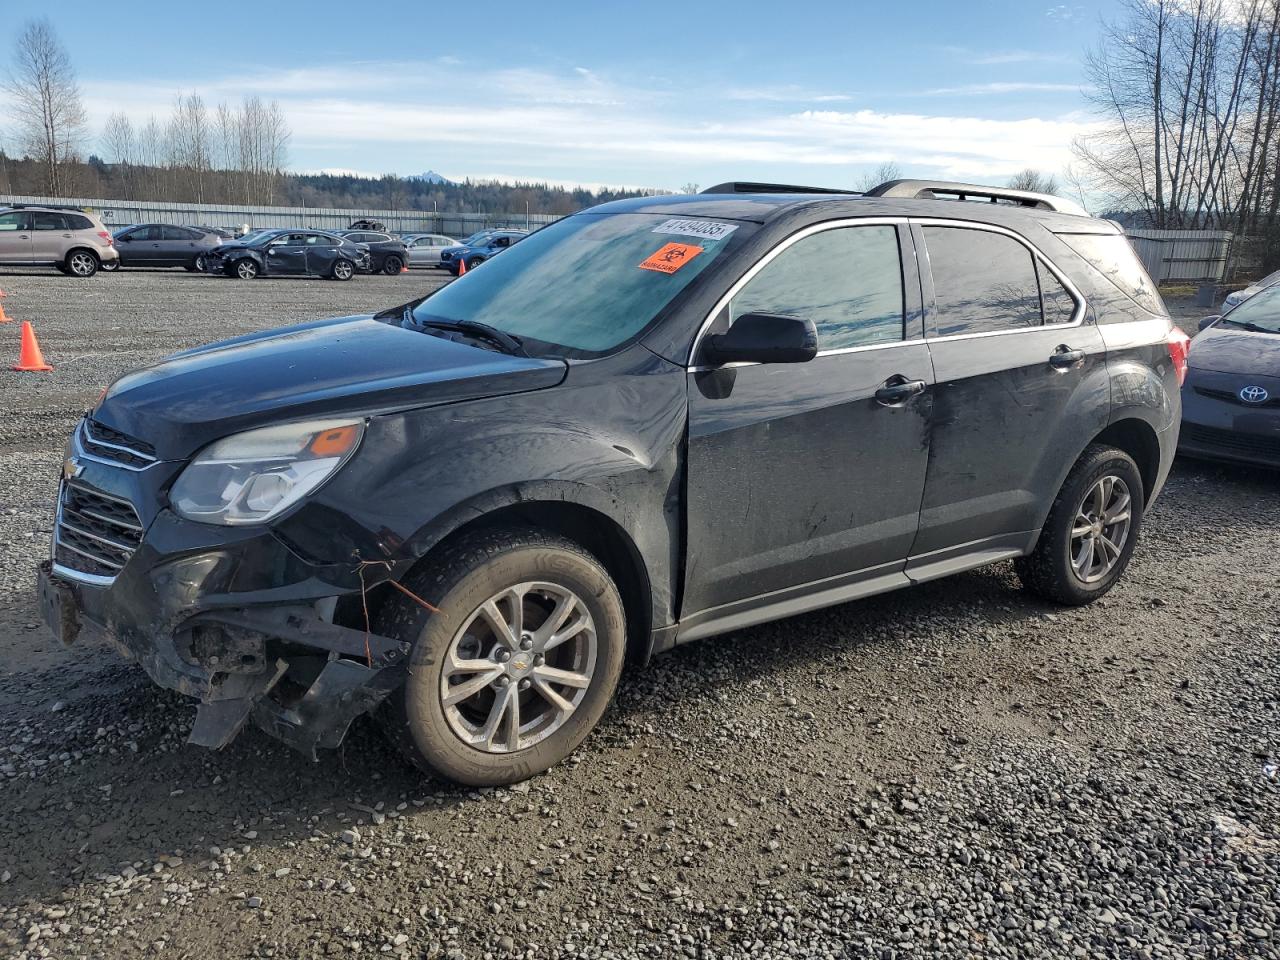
top-left (330, 258), bottom-right (355, 281)
top-left (377, 528), bottom-right (626, 786)
top-left (191, 254), bottom-right (206, 272)
top-left (100, 258), bottom-right (120, 272)
top-left (1015, 444), bottom-right (1145, 606)
top-left (382, 254), bottom-right (404, 275)
top-left (233, 258), bottom-right (259, 280)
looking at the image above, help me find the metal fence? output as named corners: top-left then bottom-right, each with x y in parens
top-left (1125, 228), bottom-right (1233, 283)
top-left (0, 193), bottom-right (561, 237)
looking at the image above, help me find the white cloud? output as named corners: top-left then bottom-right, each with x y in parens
top-left (927, 82), bottom-right (1083, 96)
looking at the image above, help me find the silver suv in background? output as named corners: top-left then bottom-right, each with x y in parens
top-left (0, 205), bottom-right (119, 276)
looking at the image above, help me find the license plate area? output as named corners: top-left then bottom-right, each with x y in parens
top-left (38, 563), bottom-right (82, 645)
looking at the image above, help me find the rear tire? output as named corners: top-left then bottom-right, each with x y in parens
top-left (65, 249), bottom-right (99, 277)
top-left (1015, 444), bottom-right (1145, 606)
top-left (376, 528), bottom-right (626, 786)
top-left (382, 255), bottom-right (404, 275)
top-left (331, 258), bottom-right (355, 281)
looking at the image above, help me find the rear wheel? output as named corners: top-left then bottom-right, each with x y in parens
top-left (1015, 444), bottom-right (1145, 605)
top-left (331, 258), bottom-right (355, 281)
top-left (233, 258), bottom-right (259, 280)
top-left (382, 254), bottom-right (404, 275)
top-left (377, 528), bottom-right (626, 786)
top-left (65, 250), bottom-right (99, 277)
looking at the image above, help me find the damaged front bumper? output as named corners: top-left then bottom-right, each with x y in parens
top-left (37, 553), bottom-right (410, 759)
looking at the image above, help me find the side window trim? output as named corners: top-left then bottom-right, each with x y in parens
top-left (912, 218), bottom-right (1086, 340)
top-left (687, 216), bottom-right (917, 368)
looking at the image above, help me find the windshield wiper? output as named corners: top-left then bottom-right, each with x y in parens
top-left (1221, 318), bottom-right (1275, 334)
top-left (405, 309), bottom-right (528, 356)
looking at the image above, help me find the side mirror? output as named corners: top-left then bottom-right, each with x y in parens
top-left (703, 313), bottom-right (818, 365)
top-left (1198, 315), bottom-right (1220, 332)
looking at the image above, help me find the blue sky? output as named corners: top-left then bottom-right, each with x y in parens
top-left (1, 0), bottom-right (1112, 191)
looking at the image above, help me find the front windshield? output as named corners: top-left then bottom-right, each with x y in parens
top-left (1221, 286), bottom-right (1280, 333)
top-left (235, 231), bottom-right (272, 246)
top-left (409, 211), bottom-right (747, 355)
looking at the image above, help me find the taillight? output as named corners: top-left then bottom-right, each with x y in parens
top-left (1167, 326), bottom-right (1191, 385)
top-left (97, 231), bottom-right (113, 246)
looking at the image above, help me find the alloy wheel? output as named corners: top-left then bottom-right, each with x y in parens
top-left (439, 582), bottom-right (597, 754)
top-left (69, 252), bottom-right (96, 276)
top-left (1069, 475), bottom-right (1132, 583)
top-left (333, 260), bottom-right (354, 280)
top-left (236, 259), bottom-right (258, 280)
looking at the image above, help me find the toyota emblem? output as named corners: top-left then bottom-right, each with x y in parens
top-left (1239, 385), bottom-right (1270, 404)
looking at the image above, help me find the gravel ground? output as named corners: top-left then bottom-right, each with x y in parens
top-left (0, 272), bottom-right (1276, 960)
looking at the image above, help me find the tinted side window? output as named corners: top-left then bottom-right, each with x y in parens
top-left (1038, 262), bottom-right (1077, 324)
top-left (309, 234), bottom-right (337, 246)
top-left (1057, 233), bottom-right (1165, 315)
top-left (160, 226), bottom-right (191, 240)
top-left (131, 226), bottom-right (160, 241)
top-left (925, 227), bottom-right (1042, 336)
top-left (66, 214), bottom-right (93, 230)
top-left (32, 213), bottom-right (68, 230)
top-left (730, 225), bottom-right (905, 350)
top-left (0, 212), bottom-right (28, 231)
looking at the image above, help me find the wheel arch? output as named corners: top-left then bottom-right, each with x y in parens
top-left (1091, 417), bottom-right (1161, 503)
top-left (368, 491), bottom-right (655, 666)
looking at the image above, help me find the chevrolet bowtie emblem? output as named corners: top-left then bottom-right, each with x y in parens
top-left (513, 660), bottom-right (527, 671)
top-left (62, 458), bottom-right (84, 481)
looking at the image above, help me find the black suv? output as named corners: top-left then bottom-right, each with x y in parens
top-left (38, 180), bottom-right (1186, 785)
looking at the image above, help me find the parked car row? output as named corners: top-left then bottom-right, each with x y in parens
top-left (0, 204), bottom-right (531, 280)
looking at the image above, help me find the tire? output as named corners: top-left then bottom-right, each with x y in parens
top-left (376, 527), bottom-right (626, 786)
top-left (233, 258), bottom-right (259, 280)
top-left (100, 258), bottom-right (120, 272)
top-left (190, 254), bottom-right (206, 272)
top-left (331, 258), bottom-right (355, 281)
top-left (468, 257), bottom-right (485, 270)
top-left (65, 249), bottom-right (99, 277)
top-left (382, 255), bottom-right (404, 276)
top-left (1015, 444), bottom-right (1145, 606)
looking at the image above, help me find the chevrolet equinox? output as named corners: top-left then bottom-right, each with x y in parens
top-left (39, 180), bottom-right (1187, 785)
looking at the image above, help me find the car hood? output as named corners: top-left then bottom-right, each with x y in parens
top-left (1189, 324), bottom-right (1280, 375)
top-left (209, 242), bottom-right (258, 255)
top-left (94, 315), bottom-right (568, 459)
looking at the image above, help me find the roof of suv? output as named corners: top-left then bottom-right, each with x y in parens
top-left (591, 179), bottom-right (1117, 236)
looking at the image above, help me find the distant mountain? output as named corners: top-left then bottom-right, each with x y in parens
top-left (408, 170), bottom-right (455, 185)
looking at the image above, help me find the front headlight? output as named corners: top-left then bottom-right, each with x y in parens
top-left (170, 418), bottom-right (364, 525)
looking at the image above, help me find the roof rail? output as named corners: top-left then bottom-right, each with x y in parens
top-left (4, 201), bottom-right (89, 212)
top-left (864, 179), bottom-right (1087, 217)
top-left (700, 181), bottom-right (855, 196)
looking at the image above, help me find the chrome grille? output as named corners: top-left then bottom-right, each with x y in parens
top-left (54, 482), bottom-right (144, 580)
top-left (79, 419), bottom-right (158, 469)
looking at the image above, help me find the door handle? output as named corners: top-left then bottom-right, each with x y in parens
top-left (1049, 346), bottom-right (1086, 370)
top-left (875, 376), bottom-right (927, 406)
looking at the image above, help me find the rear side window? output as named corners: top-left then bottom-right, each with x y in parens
top-left (1057, 233), bottom-right (1165, 315)
top-left (925, 227), bottom-right (1042, 335)
top-left (729, 225), bottom-right (905, 350)
top-left (32, 213), bottom-right (68, 230)
top-left (1037, 262), bottom-right (1078, 324)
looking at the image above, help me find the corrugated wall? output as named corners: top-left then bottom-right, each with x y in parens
top-left (0, 193), bottom-right (560, 237)
top-left (1125, 229), bottom-right (1233, 283)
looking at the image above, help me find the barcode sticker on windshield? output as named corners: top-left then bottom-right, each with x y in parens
top-left (652, 219), bottom-right (738, 242)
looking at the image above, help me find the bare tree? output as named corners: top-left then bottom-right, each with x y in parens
top-left (167, 93), bottom-right (212, 201)
top-left (101, 112), bottom-right (136, 198)
top-left (854, 161), bottom-right (902, 192)
top-left (4, 18), bottom-right (88, 195)
top-left (1007, 168), bottom-right (1061, 195)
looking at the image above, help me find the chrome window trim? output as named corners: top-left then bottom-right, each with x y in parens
top-left (687, 216), bottom-right (915, 369)
top-left (912, 217), bottom-right (1087, 340)
top-left (686, 215), bottom-right (1089, 369)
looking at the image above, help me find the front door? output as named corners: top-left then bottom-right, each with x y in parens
top-left (0, 211), bottom-right (33, 263)
top-left (908, 223), bottom-right (1108, 575)
top-left (683, 222), bottom-right (933, 626)
top-left (265, 234), bottom-right (308, 275)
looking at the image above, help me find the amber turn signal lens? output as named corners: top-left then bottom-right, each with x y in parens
top-left (308, 424), bottom-right (360, 457)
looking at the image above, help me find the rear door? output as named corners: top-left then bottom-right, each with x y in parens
top-left (0, 211), bottom-right (33, 263)
top-left (683, 221), bottom-right (933, 624)
top-left (28, 212), bottom-right (71, 263)
top-left (157, 226), bottom-right (198, 266)
top-left (303, 233), bottom-right (340, 275)
top-left (908, 221), bottom-right (1106, 577)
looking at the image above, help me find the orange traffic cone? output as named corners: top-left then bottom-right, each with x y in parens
top-left (0, 289), bottom-right (9, 323)
top-left (456, 257), bottom-right (466, 276)
top-left (12, 321), bottom-right (52, 372)
top-left (400, 259), bottom-right (409, 274)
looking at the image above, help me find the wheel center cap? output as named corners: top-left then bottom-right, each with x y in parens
top-left (1091, 520), bottom-right (1104, 537)
top-left (507, 657), bottom-right (534, 678)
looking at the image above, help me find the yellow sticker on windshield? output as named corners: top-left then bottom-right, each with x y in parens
top-left (639, 242), bottom-right (703, 274)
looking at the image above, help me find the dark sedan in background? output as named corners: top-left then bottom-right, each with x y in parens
top-left (107, 224), bottom-right (225, 271)
top-left (438, 230), bottom-right (527, 275)
top-left (1180, 285), bottom-right (1280, 468)
top-left (204, 229), bottom-right (369, 280)
top-left (336, 230), bottom-right (410, 275)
